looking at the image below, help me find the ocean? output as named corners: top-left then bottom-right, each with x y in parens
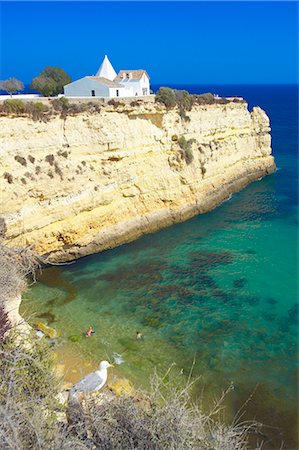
top-left (20, 84), bottom-right (298, 449)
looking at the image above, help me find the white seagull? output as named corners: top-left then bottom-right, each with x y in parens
top-left (69, 361), bottom-right (114, 402)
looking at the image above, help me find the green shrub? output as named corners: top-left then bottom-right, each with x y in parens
top-left (178, 136), bottom-right (194, 151)
top-left (217, 97), bottom-right (230, 104)
top-left (155, 87), bottom-right (177, 108)
top-left (130, 100), bottom-right (142, 107)
top-left (51, 97), bottom-right (69, 112)
top-left (178, 107), bottom-right (191, 122)
top-left (0, 100), bottom-right (50, 120)
top-left (26, 101), bottom-right (49, 121)
top-left (175, 90), bottom-right (193, 110)
top-left (107, 99), bottom-right (125, 107)
top-left (66, 101), bottom-right (101, 115)
top-left (51, 97), bottom-right (83, 118)
top-left (175, 90), bottom-right (193, 121)
top-left (68, 102), bottom-right (88, 114)
top-left (194, 93), bottom-right (216, 105)
top-left (184, 147), bottom-right (194, 164)
top-left (2, 99), bottom-right (25, 114)
top-left (156, 88), bottom-right (229, 111)
top-left (178, 136), bottom-right (196, 165)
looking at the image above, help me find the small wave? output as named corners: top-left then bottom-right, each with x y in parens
top-left (112, 352), bottom-right (124, 365)
top-left (222, 194), bottom-right (232, 203)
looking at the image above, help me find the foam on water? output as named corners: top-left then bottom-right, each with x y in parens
top-left (112, 352), bottom-right (125, 365)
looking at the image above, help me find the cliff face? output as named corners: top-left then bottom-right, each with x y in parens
top-left (0, 100), bottom-right (275, 262)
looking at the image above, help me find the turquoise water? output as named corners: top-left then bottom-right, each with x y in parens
top-left (21, 85), bottom-right (298, 449)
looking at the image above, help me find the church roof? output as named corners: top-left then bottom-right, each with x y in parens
top-left (96, 55), bottom-right (117, 80)
top-left (115, 70), bottom-right (150, 81)
top-left (87, 76), bottom-right (124, 88)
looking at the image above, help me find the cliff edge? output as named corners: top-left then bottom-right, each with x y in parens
top-left (0, 98), bottom-right (275, 262)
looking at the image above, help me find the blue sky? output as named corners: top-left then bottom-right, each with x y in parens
top-left (0, 1), bottom-right (298, 84)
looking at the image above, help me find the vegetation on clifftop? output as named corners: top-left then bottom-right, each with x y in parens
top-left (0, 97), bottom-right (104, 121)
top-left (30, 66), bottom-right (72, 97)
top-left (0, 87), bottom-right (246, 123)
top-left (155, 87), bottom-right (245, 121)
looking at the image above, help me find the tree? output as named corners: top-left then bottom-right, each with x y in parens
top-left (175, 89), bottom-right (193, 111)
top-left (0, 78), bottom-right (24, 97)
top-left (30, 66), bottom-right (71, 97)
top-left (155, 87), bottom-right (177, 108)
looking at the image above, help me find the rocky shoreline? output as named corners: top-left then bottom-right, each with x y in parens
top-left (45, 156), bottom-right (275, 262)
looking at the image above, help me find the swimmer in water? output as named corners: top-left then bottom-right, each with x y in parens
top-left (136, 331), bottom-right (143, 340)
top-left (86, 326), bottom-right (95, 337)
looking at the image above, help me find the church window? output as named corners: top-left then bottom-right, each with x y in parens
top-left (116, 90), bottom-right (119, 97)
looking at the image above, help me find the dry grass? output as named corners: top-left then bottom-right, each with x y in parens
top-left (0, 239), bottom-right (41, 305)
top-left (76, 365), bottom-right (263, 450)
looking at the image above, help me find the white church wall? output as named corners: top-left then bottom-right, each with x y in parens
top-left (108, 87), bottom-right (128, 98)
top-left (139, 75), bottom-right (150, 96)
top-left (120, 76), bottom-right (150, 96)
top-left (64, 77), bottom-right (110, 97)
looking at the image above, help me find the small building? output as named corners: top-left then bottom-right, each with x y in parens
top-left (64, 55), bottom-right (150, 98)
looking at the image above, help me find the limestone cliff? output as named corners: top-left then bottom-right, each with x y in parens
top-left (0, 99), bottom-right (275, 262)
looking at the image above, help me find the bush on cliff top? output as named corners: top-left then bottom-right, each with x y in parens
top-left (0, 99), bottom-right (49, 121)
top-left (155, 88), bottom-right (239, 111)
top-left (1, 99), bottom-right (26, 114)
top-left (155, 87), bottom-right (232, 120)
top-left (155, 87), bottom-right (177, 108)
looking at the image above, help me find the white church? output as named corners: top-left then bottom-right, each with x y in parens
top-left (64, 55), bottom-right (151, 98)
